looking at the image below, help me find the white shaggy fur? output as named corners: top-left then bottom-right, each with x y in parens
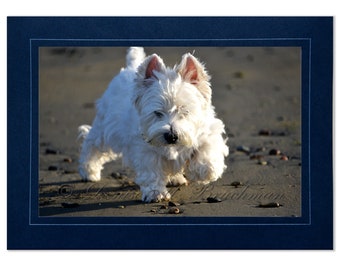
top-left (78, 47), bottom-right (229, 202)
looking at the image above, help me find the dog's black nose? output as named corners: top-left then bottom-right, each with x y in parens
top-left (164, 132), bottom-right (178, 144)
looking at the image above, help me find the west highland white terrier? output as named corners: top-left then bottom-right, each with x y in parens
top-left (78, 47), bottom-right (229, 202)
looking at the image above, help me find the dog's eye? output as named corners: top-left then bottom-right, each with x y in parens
top-left (154, 111), bottom-right (164, 118)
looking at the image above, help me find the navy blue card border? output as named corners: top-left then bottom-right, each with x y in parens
top-left (7, 17), bottom-right (333, 249)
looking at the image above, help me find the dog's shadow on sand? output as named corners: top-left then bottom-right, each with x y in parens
top-left (39, 177), bottom-right (147, 216)
top-left (39, 199), bottom-right (144, 216)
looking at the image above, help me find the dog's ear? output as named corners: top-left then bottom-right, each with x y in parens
top-left (177, 54), bottom-right (212, 103)
top-left (137, 54), bottom-right (165, 80)
top-left (134, 54), bottom-right (165, 111)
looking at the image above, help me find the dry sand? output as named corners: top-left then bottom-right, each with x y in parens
top-left (39, 47), bottom-right (301, 217)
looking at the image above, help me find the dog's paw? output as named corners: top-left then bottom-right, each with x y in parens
top-left (167, 174), bottom-right (188, 187)
top-left (82, 176), bottom-right (101, 182)
top-left (79, 167), bottom-right (101, 182)
top-left (185, 163), bottom-right (219, 184)
top-left (141, 188), bottom-right (171, 203)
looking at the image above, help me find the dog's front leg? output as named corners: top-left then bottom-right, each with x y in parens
top-left (185, 137), bottom-right (228, 184)
top-left (134, 164), bottom-right (171, 203)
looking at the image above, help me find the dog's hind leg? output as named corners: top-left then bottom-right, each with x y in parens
top-left (78, 125), bottom-right (120, 181)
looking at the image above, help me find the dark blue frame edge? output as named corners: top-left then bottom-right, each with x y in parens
top-left (7, 17), bottom-right (333, 249)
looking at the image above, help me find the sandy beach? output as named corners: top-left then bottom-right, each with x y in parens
top-left (38, 46), bottom-right (301, 217)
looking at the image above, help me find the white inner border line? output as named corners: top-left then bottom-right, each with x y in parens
top-left (30, 38), bottom-right (311, 226)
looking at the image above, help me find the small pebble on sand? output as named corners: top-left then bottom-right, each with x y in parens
top-left (168, 207), bottom-right (180, 214)
top-left (258, 202), bottom-right (282, 208)
top-left (269, 149), bottom-right (281, 155)
top-left (230, 181), bottom-right (243, 188)
top-left (207, 197), bottom-right (222, 203)
top-left (258, 160), bottom-right (268, 166)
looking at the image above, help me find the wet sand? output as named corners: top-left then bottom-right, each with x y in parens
top-left (39, 47), bottom-right (301, 217)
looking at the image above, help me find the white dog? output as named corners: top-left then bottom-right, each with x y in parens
top-left (78, 47), bottom-right (229, 202)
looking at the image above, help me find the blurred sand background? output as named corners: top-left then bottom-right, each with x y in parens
top-left (38, 47), bottom-right (301, 217)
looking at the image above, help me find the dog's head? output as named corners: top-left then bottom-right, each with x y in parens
top-left (134, 52), bottom-right (212, 155)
